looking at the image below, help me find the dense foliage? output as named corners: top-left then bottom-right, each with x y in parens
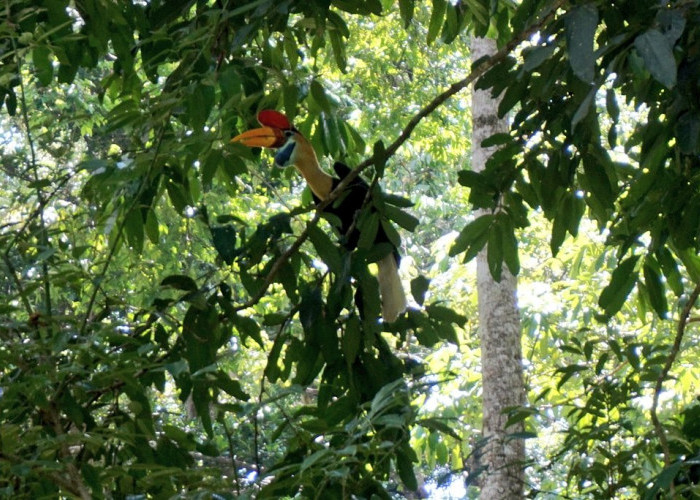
top-left (0, 0), bottom-right (698, 499)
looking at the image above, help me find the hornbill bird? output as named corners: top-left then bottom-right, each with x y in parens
top-left (232, 110), bottom-right (407, 322)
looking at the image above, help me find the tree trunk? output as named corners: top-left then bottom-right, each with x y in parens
top-left (471, 36), bottom-right (526, 499)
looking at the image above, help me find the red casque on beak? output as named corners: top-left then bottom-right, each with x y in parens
top-left (231, 126), bottom-right (286, 148)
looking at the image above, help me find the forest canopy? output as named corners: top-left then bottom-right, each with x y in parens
top-left (1, 0), bottom-right (699, 498)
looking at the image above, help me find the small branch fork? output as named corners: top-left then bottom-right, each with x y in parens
top-left (234, 0), bottom-right (565, 313)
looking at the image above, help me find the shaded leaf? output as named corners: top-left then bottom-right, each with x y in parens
top-left (310, 80), bottom-right (332, 113)
top-left (427, 0), bottom-right (447, 45)
top-left (211, 225), bottom-right (237, 265)
top-left (449, 214), bottom-right (493, 260)
top-left (634, 29), bottom-right (677, 88)
top-left (308, 224), bottom-right (342, 273)
top-left (398, 0), bottom-right (414, 28)
top-left (384, 205), bottom-right (419, 232)
top-left (598, 256), bottom-right (640, 317)
top-left (417, 417), bottom-right (461, 440)
top-left (396, 448), bottom-right (418, 491)
top-left (565, 4), bottom-right (598, 83)
top-left (32, 46), bottom-right (53, 86)
top-left (410, 275), bottom-right (430, 306)
top-left (643, 260), bottom-right (668, 317)
top-left (161, 274), bottom-right (198, 291)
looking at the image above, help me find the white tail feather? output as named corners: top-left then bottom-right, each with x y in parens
top-left (377, 253), bottom-right (407, 322)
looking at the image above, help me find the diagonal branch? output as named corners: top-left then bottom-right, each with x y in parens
top-left (650, 282), bottom-right (700, 472)
top-left (234, 0), bottom-right (566, 312)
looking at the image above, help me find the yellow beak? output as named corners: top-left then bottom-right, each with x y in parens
top-left (231, 126), bottom-right (285, 148)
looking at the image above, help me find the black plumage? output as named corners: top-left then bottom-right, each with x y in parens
top-left (312, 162), bottom-right (400, 266)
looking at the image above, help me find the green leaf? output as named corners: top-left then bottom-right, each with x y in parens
top-left (498, 77), bottom-right (528, 117)
top-left (211, 225), bottom-right (237, 265)
top-left (375, 219), bottom-right (401, 248)
top-left (582, 152), bottom-right (615, 209)
top-left (487, 221), bottom-right (504, 281)
top-left (550, 206), bottom-right (568, 257)
top-left (398, 0), bottom-right (414, 28)
top-left (382, 192), bottom-right (414, 208)
top-left (565, 4), bottom-right (598, 83)
top-left (497, 213), bottom-right (520, 276)
top-left (556, 364), bottom-right (588, 389)
top-left (215, 372), bottom-right (249, 400)
top-left (598, 256), bottom-right (640, 317)
top-left (606, 88), bottom-right (620, 122)
top-left (475, 56), bottom-right (517, 93)
top-left (308, 224), bottom-right (342, 273)
top-left (647, 461), bottom-right (683, 497)
top-left (449, 214), bottom-right (493, 260)
top-left (202, 149), bottom-right (221, 189)
top-left (264, 333), bottom-right (286, 383)
top-left (342, 314), bottom-right (362, 363)
top-left (410, 275), bottom-right (430, 306)
top-left (634, 29), bottom-right (677, 89)
top-left (5, 89), bottom-right (17, 116)
top-left (427, 0), bottom-right (447, 45)
top-left (32, 46), bottom-right (53, 86)
top-left (675, 112), bottom-right (700, 154)
top-left (310, 80), bottom-right (332, 113)
top-left (551, 193), bottom-right (584, 255)
top-left (300, 286), bottom-right (323, 336)
top-left (481, 132), bottom-right (512, 148)
top-left (380, 218), bottom-right (401, 249)
top-left (384, 205), bottom-right (419, 232)
top-left (505, 406), bottom-right (538, 428)
top-left (166, 181), bottom-right (189, 213)
top-left (357, 212), bottom-right (380, 250)
top-left (571, 86), bottom-right (596, 132)
top-left (328, 29), bottom-right (347, 72)
top-left (233, 314), bottom-right (264, 348)
top-left (186, 84), bottom-right (214, 130)
top-left (522, 44), bottom-right (556, 72)
top-left (124, 208), bottom-right (144, 253)
top-left (145, 208), bottom-right (159, 244)
top-left (417, 417), bottom-right (460, 440)
top-left (161, 274), bottom-right (198, 291)
top-left (643, 260), bottom-right (668, 317)
top-left (396, 448), bottom-right (418, 491)
top-left (656, 247), bottom-right (683, 297)
top-left (301, 449), bottom-right (331, 472)
top-left (373, 140), bottom-right (388, 178)
top-left (425, 304), bottom-right (467, 327)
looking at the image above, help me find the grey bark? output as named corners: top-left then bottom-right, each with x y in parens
top-left (471, 36), bottom-right (526, 500)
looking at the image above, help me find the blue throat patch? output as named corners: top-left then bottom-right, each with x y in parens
top-left (275, 142), bottom-right (296, 167)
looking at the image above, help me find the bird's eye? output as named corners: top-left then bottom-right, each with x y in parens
top-left (284, 130), bottom-right (295, 138)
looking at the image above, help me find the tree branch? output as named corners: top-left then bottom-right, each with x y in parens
top-left (650, 282), bottom-right (700, 472)
top-left (234, 0), bottom-right (566, 312)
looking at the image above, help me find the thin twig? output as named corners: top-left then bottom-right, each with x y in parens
top-left (254, 371), bottom-right (265, 475)
top-left (10, 20), bottom-right (53, 320)
top-left (650, 283), bottom-right (700, 472)
top-left (78, 123), bottom-right (170, 335)
top-left (2, 175), bottom-right (73, 318)
top-left (222, 420), bottom-right (242, 496)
